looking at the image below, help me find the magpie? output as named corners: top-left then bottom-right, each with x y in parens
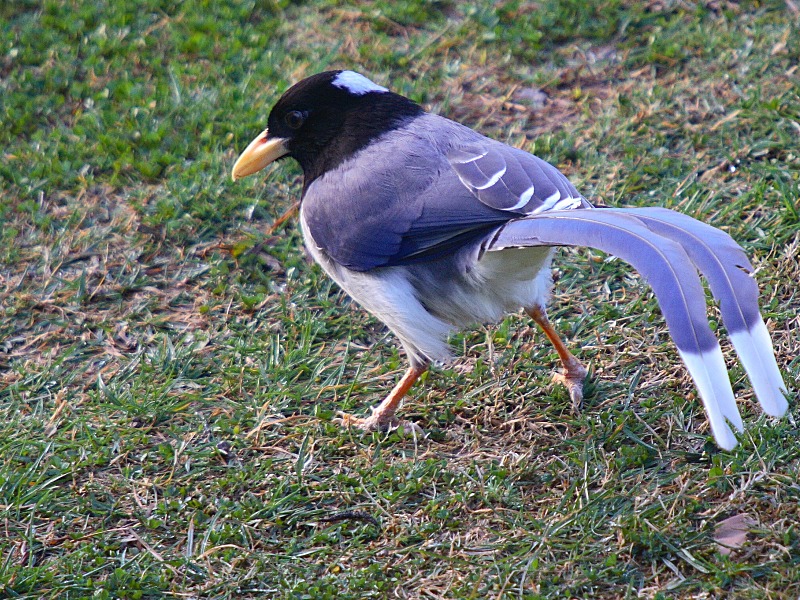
top-left (232, 70), bottom-right (788, 450)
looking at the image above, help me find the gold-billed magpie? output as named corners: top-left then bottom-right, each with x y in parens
top-left (232, 70), bottom-right (788, 450)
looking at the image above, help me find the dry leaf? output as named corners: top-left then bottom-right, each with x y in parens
top-left (714, 513), bottom-right (756, 555)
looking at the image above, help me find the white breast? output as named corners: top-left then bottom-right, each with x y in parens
top-left (300, 207), bottom-right (455, 366)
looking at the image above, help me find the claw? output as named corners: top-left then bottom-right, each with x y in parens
top-left (334, 410), bottom-right (384, 431)
top-left (551, 359), bottom-right (588, 413)
top-left (334, 411), bottom-right (424, 436)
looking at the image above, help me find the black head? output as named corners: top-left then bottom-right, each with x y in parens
top-left (265, 71), bottom-right (423, 184)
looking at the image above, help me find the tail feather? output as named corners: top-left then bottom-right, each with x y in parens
top-left (489, 208), bottom-right (786, 448)
top-left (730, 323), bottom-right (788, 417)
top-left (678, 348), bottom-right (742, 450)
top-left (617, 207), bottom-right (788, 419)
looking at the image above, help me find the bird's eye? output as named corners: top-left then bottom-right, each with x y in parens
top-left (285, 110), bottom-right (306, 130)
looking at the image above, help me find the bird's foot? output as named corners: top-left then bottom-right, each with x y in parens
top-left (334, 411), bottom-right (423, 436)
top-left (551, 360), bottom-right (588, 413)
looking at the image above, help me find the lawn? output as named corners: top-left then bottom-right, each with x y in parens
top-left (1, 1), bottom-right (799, 598)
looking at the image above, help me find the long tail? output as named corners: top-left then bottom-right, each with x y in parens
top-left (489, 207), bottom-right (787, 450)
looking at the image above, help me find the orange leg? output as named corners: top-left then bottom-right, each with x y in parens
top-left (335, 364), bottom-right (427, 433)
top-left (526, 305), bottom-right (588, 411)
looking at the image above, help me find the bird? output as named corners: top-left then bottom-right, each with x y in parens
top-left (231, 69), bottom-right (788, 450)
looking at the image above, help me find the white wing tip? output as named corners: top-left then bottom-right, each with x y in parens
top-left (506, 186), bottom-right (535, 211)
top-left (474, 166), bottom-right (507, 190)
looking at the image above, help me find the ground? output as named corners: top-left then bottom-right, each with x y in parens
top-left (1, 1), bottom-right (799, 598)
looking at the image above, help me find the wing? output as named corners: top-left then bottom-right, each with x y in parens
top-left (490, 208), bottom-right (787, 449)
top-left (447, 143), bottom-right (588, 214)
top-left (302, 115), bottom-right (591, 271)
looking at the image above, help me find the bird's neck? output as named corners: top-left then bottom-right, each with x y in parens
top-left (299, 94), bottom-right (424, 191)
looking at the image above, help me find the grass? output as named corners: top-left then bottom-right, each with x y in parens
top-left (1, 0), bottom-right (799, 598)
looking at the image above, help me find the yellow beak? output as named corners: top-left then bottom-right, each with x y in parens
top-left (231, 130), bottom-right (289, 181)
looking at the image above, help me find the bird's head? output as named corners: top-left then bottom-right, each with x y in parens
top-left (231, 70), bottom-right (423, 186)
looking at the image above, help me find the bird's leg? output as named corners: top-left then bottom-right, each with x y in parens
top-left (335, 364), bottom-right (428, 433)
top-left (525, 305), bottom-right (588, 412)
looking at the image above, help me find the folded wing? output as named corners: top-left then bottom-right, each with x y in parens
top-left (448, 143), bottom-right (589, 214)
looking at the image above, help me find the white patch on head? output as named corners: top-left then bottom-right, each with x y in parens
top-left (332, 71), bottom-right (389, 95)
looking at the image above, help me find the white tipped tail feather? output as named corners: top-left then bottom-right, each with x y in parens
top-left (730, 322), bottom-right (789, 417)
top-left (678, 348), bottom-right (742, 451)
top-left (490, 207), bottom-right (788, 449)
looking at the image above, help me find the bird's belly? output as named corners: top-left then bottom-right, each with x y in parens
top-left (407, 246), bottom-right (555, 326)
top-left (301, 211), bottom-right (457, 364)
top-left (301, 209), bottom-right (554, 364)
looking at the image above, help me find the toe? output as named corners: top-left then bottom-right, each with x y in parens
top-left (335, 411), bottom-right (424, 436)
top-left (552, 371), bottom-right (585, 412)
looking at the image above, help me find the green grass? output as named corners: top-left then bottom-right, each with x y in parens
top-left (1, 1), bottom-right (799, 598)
